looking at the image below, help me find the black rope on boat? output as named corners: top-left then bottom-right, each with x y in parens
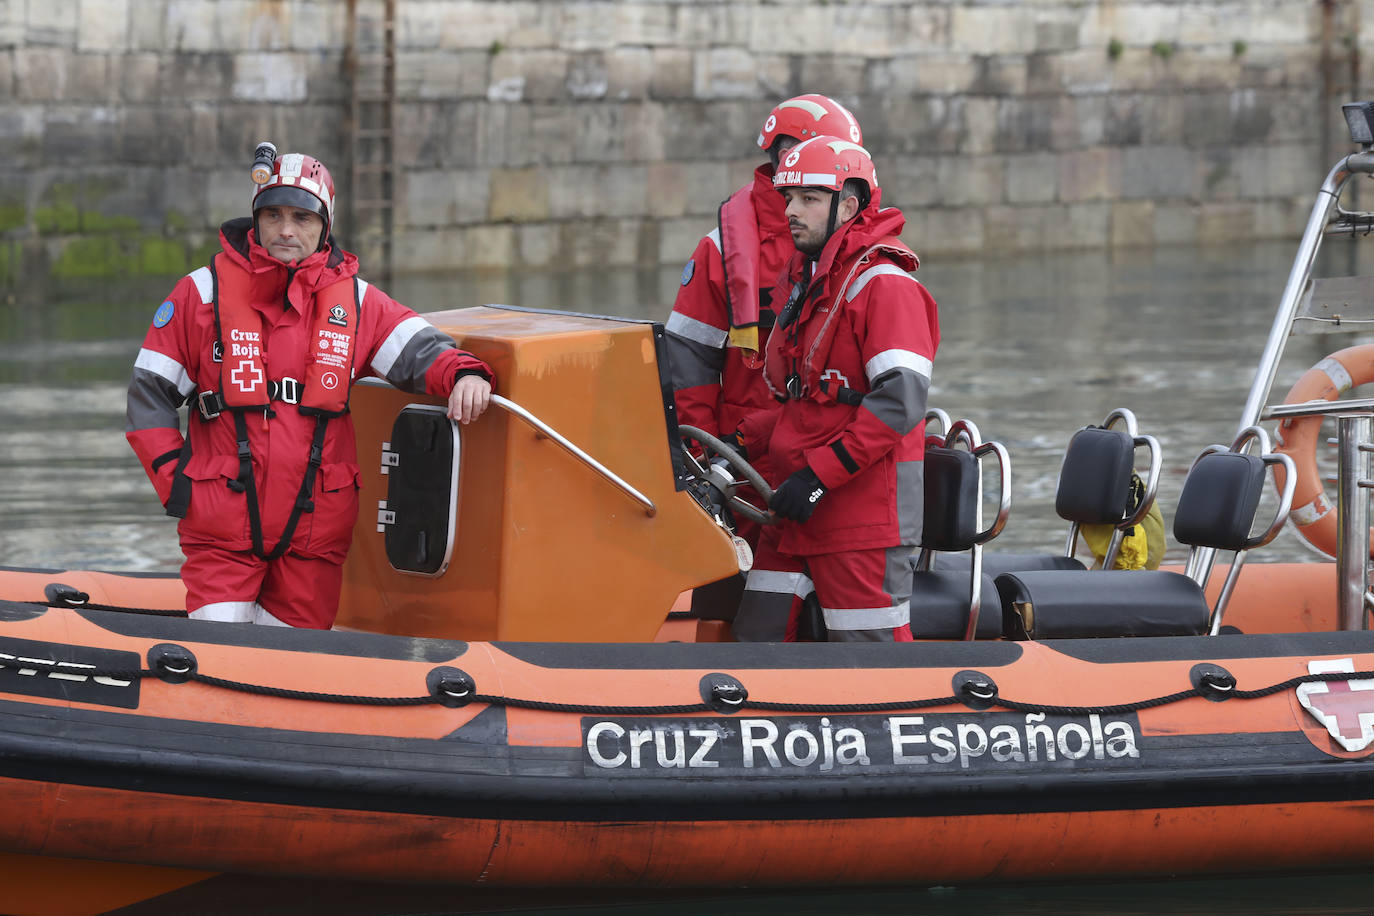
top-left (980, 669), bottom-right (1374, 718)
top-left (471, 696), bottom-right (715, 715)
top-left (734, 696), bottom-right (964, 714)
top-left (33, 584), bottom-right (188, 618)
top-left (45, 665), bottom-right (1374, 715)
top-left (21, 598), bottom-right (188, 618)
top-left (985, 687), bottom-right (1213, 717)
top-left (189, 671), bottom-right (437, 706)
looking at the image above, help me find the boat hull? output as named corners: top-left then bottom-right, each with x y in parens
top-left (1, 592), bottom-right (1372, 891)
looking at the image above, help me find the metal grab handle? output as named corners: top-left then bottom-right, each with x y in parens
top-left (935, 418), bottom-right (1014, 641)
top-left (491, 394), bottom-right (656, 518)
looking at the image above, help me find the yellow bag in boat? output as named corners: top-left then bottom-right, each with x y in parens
top-left (1081, 474), bottom-right (1166, 570)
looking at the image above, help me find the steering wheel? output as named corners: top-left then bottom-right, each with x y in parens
top-left (678, 426), bottom-right (776, 526)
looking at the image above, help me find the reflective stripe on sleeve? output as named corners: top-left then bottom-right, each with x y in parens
top-left (865, 349), bottom-right (933, 384)
top-left (666, 311), bottom-right (729, 349)
top-left (370, 315), bottom-right (429, 378)
top-left (134, 348), bottom-right (195, 397)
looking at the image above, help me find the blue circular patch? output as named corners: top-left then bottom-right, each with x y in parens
top-left (680, 259), bottom-right (695, 286)
top-left (152, 300), bottom-right (175, 328)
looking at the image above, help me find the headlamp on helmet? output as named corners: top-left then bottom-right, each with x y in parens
top-left (251, 150), bottom-right (337, 250)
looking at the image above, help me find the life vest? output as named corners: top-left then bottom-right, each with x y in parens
top-left (210, 252), bottom-right (359, 417)
top-left (764, 235), bottom-right (918, 405)
top-left (167, 252), bottom-right (362, 560)
top-left (717, 185), bottom-right (764, 358)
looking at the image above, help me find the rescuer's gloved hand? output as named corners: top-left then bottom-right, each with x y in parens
top-left (771, 466), bottom-right (827, 522)
top-left (720, 429), bottom-right (748, 462)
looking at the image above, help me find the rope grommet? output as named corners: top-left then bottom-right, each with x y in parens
top-left (701, 673), bottom-right (748, 714)
top-left (427, 666), bottom-right (475, 708)
top-left (1190, 663), bottom-right (1236, 701)
top-left (148, 643), bottom-right (197, 684)
top-left (43, 583), bottom-right (89, 608)
top-left (953, 670), bottom-right (998, 710)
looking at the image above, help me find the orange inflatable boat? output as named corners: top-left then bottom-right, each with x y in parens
top-left (11, 106), bottom-right (1374, 913)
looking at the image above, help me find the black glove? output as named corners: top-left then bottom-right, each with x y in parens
top-left (771, 466), bottom-right (827, 522)
top-left (721, 429), bottom-right (748, 461)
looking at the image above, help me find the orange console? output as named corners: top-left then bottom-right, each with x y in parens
top-left (335, 306), bottom-right (738, 642)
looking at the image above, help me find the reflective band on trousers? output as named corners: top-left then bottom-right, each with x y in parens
top-left (190, 601), bottom-right (292, 627)
top-left (745, 568), bottom-right (813, 599)
top-left (822, 599), bottom-right (910, 631)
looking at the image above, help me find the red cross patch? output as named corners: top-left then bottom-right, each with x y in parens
top-left (1297, 658), bottom-right (1374, 752)
top-left (231, 360), bottom-right (264, 394)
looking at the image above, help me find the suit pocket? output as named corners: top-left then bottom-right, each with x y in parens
top-left (300, 461), bottom-right (361, 559)
top-left (180, 454), bottom-right (249, 543)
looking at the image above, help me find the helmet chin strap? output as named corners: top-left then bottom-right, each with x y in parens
top-left (817, 189), bottom-right (842, 251)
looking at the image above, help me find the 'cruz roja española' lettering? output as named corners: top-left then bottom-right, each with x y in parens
top-left (583, 712), bottom-right (1140, 773)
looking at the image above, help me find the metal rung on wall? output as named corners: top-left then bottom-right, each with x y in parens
top-left (345, 0), bottom-right (397, 283)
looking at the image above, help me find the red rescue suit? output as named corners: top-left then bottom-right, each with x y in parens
top-left (126, 219), bottom-right (492, 628)
top-left (665, 166), bottom-right (793, 547)
top-left (736, 203), bottom-right (940, 641)
top-left (666, 165), bottom-right (793, 440)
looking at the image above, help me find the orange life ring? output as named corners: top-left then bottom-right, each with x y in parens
top-left (1274, 344), bottom-right (1374, 558)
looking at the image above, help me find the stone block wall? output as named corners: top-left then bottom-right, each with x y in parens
top-left (0, 0), bottom-right (1366, 283)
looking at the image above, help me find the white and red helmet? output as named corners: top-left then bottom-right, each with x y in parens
top-left (252, 152), bottom-right (336, 240)
top-left (772, 135), bottom-right (878, 202)
top-left (757, 94), bottom-right (863, 152)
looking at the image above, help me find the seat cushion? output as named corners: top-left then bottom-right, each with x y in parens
top-left (909, 570), bottom-right (1003, 639)
top-left (936, 552), bottom-right (1087, 579)
top-left (995, 569), bottom-right (1209, 639)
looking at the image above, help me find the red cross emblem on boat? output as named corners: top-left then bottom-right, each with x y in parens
top-left (1296, 658), bottom-right (1374, 752)
top-left (231, 360), bottom-right (264, 394)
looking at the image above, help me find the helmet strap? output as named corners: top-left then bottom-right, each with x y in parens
top-left (824, 190), bottom-right (841, 242)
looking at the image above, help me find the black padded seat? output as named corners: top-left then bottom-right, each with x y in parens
top-left (920, 447), bottom-right (979, 551)
top-left (996, 569), bottom-right (1208, 639)
top-left (935, 553), bottom-right (1086, 579)
top-left (909, 566), bottom-right (1002, 639)
top-left (992, 445), bottom-right (1283, 641)
top-left (1056, 425), bottom-right (1137, 524)
top-left (1171, 452), bottom-right (1267, 547)
top-left (908, 432), bottom-right (1011, 640)
top-left (950, 420), bottom-right (1147, 580)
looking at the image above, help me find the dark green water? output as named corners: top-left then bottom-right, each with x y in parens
top-left (4, 240), bottom-right (1374, 911)
top-left (0, 238), bottom-right (1359, 571)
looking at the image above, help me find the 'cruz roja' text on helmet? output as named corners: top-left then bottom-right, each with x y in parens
top-left (772, 135), bottom-right (878, 204)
